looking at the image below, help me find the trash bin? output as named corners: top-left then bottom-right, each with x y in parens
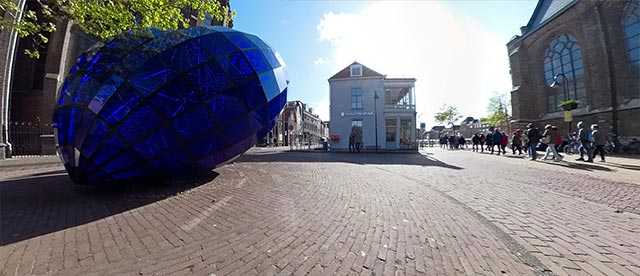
top-left (323, 141), bottom-right (328, 151)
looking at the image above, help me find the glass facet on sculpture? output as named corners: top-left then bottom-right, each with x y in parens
top-left (53, 26), bottom-right (288, 185)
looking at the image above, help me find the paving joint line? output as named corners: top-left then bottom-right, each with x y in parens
top-left (372, 165), bottom-right (555, 276)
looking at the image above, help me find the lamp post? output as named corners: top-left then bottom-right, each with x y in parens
top-left (374, 91), bottom-right (379, 152)
top-left (550, 73), bottom-right (571, 136)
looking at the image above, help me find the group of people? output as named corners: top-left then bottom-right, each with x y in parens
top-left (443, 120), bottom-right (609, 162)
top-left (348, 126), bottom-right (363, 153)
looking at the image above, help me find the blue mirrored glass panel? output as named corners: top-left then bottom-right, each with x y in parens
top-left (54, 26), bottom-right (288, 185)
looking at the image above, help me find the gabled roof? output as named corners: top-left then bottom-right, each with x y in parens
top-left (328, 62), bottom-right (384, 80)
top-left (522, 0), bottom-right (578, 36)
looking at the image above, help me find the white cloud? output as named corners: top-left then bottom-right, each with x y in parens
top-left (316, 2), bottom-right (512, 127)
top-left (313, 57), bottom-right (326, 66)
top-left (309, 98), bottom-right (330, 121)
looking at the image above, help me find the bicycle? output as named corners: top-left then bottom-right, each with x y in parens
top-left (603, 142), bottom-right (615, 155)
top-left (622, 138), bottom-right (640, 154)
top-left (563, 139), bottom-right (581, 155)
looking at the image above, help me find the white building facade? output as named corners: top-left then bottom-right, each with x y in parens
top-left (329, 62), bottom-right (417, 151)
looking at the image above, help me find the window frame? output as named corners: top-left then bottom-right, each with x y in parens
top-left (351, 87), bottom-right (363, 109)
top-left (624, 0), bottom-right (640, 98)
top-left (543, 34), bottom-right (586, 113)
top-left (350, 64), bottom-right (363, 77)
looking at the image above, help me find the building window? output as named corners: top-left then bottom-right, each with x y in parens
top-left (351, 119), bottom-right (363, 142)
top-left (624, 0), bottom-right (640, 98)
top-left (386, 119), bottom-right (396, 142)
top-left (350, 64), bottom-right (362, 77)
top-left (351, 88), bottom-right (362, 109)
top-left (400, 119), bottom-right (412, 145)
top-left (543, 34), bottom-right (586, 112)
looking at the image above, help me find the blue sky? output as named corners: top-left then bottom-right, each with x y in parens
top-left (231, 0), bottom-right (538, 128)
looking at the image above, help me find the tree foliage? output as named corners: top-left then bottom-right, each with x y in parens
top-left (0, 0), bottom-right (234, 58)
top-left (481, 92), bottom-right (511, 128)
top-left (433, 104), bottom-right (462, 126)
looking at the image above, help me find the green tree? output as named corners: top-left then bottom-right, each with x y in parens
top-left (0, 0), bottom-right (234, 58)
top-left (434, 104), bottom-right (462, 127)
top-left (480, 91), bottom-right (511, 130)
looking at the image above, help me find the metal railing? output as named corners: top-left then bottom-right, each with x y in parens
top-left (7, 118), bottom-right (57, 157)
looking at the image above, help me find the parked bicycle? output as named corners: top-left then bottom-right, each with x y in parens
top-left (622, 138), bottom-right (640, 154)
top-left (563, 136), bottom-right (581, 155)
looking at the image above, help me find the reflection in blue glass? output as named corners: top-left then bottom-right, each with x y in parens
top-left (171, 104), bottom-right (215, 141)
top-left (117, 103), bottom-right (162, 143)
top-left (53, 26), bottom-right (288, 185)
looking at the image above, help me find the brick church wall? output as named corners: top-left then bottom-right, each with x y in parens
top-left (508, 0), bottom-right (639, 139)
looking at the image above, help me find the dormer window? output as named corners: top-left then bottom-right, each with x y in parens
top-left (350, 64), bottom-right (362, 77)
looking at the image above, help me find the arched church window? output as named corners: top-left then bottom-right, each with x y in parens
top-left (543, 34), bottom-right (586, 112)
top-left (624, 0), bottom-right (640, 98)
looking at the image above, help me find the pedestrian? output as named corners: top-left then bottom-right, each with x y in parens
top-left (553, 126), bottom-right (563, 158)
top-left (576, 121), bottom-right (593, 162)
top-left (354, 128), bottom-right (363, 153)
top-left (472, 134), bottom-right (480, 152)
top-left (500, 131), bottom-right (508, 154)
top-left (458, 136), bottom-right (466, 150)
top-left (541, 124), bottom-right (562, 161)
top-left (273, 137), bottom-right (278, 147)
top-left (448, 135), bottom-right (456, 150)
top-left (591, 124), bottom-right (607, 162)
top-left (491, 129), bottom-right (502, 155)
top-left (348, 130), bottom-right (355, 153)
top-left (511, 130), bottom-right (523, 155)
top-left (525, 123), bottom-right (541, 160)
top-left (479, 134), bottom-right (486, 153)
top-left (485, 133), bottom-right (493, 152)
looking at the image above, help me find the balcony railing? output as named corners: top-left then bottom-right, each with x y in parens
top-left (385, 104), bottom-right (415, 110)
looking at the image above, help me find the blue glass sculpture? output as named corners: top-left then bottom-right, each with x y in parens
top-left (53, 26), bottom-right (288, 185)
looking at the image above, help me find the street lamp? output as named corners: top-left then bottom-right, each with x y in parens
top-left (550, 73), bottom-right (570, 102)
top-left (550, 73), bottom-right (572, 136)
top-left (374, 91), bottom-right (379, 152)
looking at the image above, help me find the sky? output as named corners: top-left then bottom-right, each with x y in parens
top-left (231, 0), bottom-right (539, 128)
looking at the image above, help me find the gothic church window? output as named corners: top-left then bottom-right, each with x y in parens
top-left (624, 0), bottom-right (640, 98)
top-left (543, 34), bottom-right (586, 112)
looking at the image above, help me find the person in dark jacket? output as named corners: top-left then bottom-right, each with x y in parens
top-left (491, 129), bottom-right (502, 155)
top-left (472, 134), bottom-right (480, 152)
top-left (500, 131), bottom-right (508, 154)
top-left (458, 136), bottom-right (466, 150)
top-left (525, 123), bottom-right (541, 160)
top-left (479, 134), bottom-right (486, 153)
top-left (511, 130), bottom-right (523, 155)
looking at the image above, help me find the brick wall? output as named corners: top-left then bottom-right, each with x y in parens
top-left (508, 0), bottom-right (639, 139)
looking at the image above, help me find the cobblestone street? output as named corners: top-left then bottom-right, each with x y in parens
top-left (1, 148), bottom-right (639, 276)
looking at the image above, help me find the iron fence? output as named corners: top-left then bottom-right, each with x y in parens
top-left (8, 119), bottom-right (57, 157)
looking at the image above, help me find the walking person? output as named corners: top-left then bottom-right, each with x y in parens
top-left (354, 128), bottom-right (363, 153)
top-left (511, 130), bottom-right (523, 155)
top-left (541, 124), bottom-right (562, 161)
top-left (486, 134), bottom-right (493, 152)
top-left (500, 131), bottom-right (508, 155)
top-left (576, 121), bottom-right (593, 162)
top-left (479, 134), bottom-right (486, 153)
top-left (591, 124), bottom-right (607, 162)
top-left (348, 130), bottom-right (355, 153)
top-left (472, 134), bottom-right (480, 152)
top-left (458, 135), bottom-right (466, 150)
top-left (525, 123), bottom-right (541, 160)
top-left (491, 129), bottom-right (502, 155)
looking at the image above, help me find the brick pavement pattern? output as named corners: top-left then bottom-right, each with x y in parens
top-left (1, 147), bottom-right (638, 275)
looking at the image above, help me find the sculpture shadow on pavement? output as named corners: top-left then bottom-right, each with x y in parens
top-left (0, 170), bottom-right (218, 246)
top-left (234, 150), bottom-right (463, 170)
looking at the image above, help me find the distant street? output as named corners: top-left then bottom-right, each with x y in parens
top-left (1, 147), bottom-right (639, 276)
